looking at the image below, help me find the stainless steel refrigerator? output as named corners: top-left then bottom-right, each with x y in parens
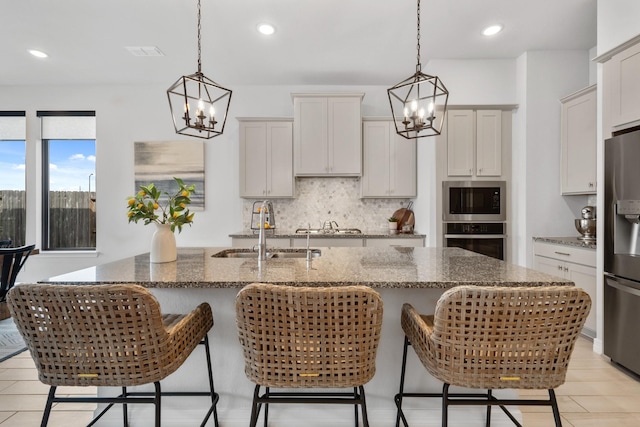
top-left (604, 127), bottom-right (640, 376)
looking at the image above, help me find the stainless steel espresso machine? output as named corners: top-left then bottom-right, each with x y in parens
top-left (604, 127), bottom-right (640, 376)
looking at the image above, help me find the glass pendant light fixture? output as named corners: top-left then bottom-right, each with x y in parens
top-left (167, 0), bottom-right (232, 139)
top-left (387, 0), bottom-right (449, 139)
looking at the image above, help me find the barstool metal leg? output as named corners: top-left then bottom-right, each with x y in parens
top-left (549, 389), bottom-right (563, 427)
top-left (442, 383), bottom-right (450, 427)
top-left (122, 386), bottom-right (128, 426)
top-left (486, 389), bottom-right (492, 427)
top-left (249, 385), bottom-right (261, 427)
top-left (359, 385), bottom-right (370, 427)
top-left (40, 386), bottom-right (56, 427)
top-left (154, 381), bottom-right (161, 427)
top-left (201, 335), bottom-right (219, 427)
top-left (395, 335), bottom-right (411, 427)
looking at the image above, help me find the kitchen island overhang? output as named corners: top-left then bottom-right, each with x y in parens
top-left (38, 247), bottom-right (575, 427)
top-left (40, 246), bottom-right (574, 289)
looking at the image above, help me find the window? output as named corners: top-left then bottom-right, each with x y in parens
top-left (0, 112), bottom-right (26, 247)
top-left (38, 111), bottom-right (96, 250)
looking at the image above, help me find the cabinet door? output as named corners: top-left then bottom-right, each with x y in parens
top-left (328, 97), bottom-right (362, 175)
top-left (239, 122), bottom-right (268, 197)
top-left (391, 128), bottom-right (417, 197)
top-left (294, 97), bottom-right (328, 175)
top-left (565, 262), bottom-right (597, 335)
top-left (476, 110), bottom-right (502, 176)
top-left (561, 87), bottom-right (596, 194)
top-left (361, 121), bottom-right (391, 197)
top-left (611, 42), bottom-right (640, 127)
top-left (447, 110), bottom-right (474, 176)
top-left (533, 255), bottom-right (565, 277)
top-left (267, 121), bottom-right (294, 198)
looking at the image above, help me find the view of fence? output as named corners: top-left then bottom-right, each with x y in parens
top-left (0, 190), bottom-right (96, 249)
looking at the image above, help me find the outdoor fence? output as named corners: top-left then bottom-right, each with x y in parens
top-left (0, 190), bottom-right (96, 248)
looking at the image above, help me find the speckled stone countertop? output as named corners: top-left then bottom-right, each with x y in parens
top-left (41, 247), bottom-right (573, 289)
top-left (229, 230), bottom-right (426, 239)
top-left (533, 236), bottom-right (596, 250)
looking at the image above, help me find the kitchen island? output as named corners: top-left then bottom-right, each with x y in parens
top-left (41, 247), bottom-right (573, 427)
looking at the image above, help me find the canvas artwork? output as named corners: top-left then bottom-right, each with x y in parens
top-left (134, 141), bottom-right (204, 210)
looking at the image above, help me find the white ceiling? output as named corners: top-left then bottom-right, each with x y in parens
top-left (3, 0), bottom-right (596, 87)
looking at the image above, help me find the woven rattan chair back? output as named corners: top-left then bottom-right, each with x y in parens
top-left (402, 285), bottom-right (591, 390)
top-left (8, 283), bottom-right (209, 387)
top-left (0, 244), bottom-right (35, 302)
top-left (236, 283), bottom-right (384, 389)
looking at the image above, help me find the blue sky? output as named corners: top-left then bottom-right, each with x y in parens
top-left (0, 139), bottom-right (95, 191)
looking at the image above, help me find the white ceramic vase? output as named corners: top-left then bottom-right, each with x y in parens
top-left (150, 223), bottom-right (177, 263)
top-left (389, 221), bottom-right (398, 231)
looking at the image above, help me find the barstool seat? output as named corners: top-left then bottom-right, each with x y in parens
top-left (8, 283), bottom-right (220, 427)
top-left (395, 285), bottom-right (591, 427)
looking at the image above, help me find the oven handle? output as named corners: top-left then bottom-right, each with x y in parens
top-left (444, 234), bottom-right (506, 239)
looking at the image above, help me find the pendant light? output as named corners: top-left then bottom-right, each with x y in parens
top-left (387, 0), bottom-right (449, 139)
top-left (167, 0), bottom-right (232, 139)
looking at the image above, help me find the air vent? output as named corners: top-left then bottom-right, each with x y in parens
top-left (125, 46), bottom-right (165, 57)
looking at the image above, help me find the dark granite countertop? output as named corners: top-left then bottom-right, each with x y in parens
top-left (41, 246), bottom-right (573, 289)
top-left (533, 236), bottom-right (596, 250)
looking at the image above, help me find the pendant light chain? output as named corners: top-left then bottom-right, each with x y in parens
top-left (416, 0), bottom-right (421, 72)
top-left (197, 0), bottom-right (202, 74)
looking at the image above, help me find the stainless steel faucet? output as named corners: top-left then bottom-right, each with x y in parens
top-left (258, 200), bottom-right (268, 261)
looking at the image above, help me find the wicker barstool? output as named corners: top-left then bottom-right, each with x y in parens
top-left (395, 285), bottom-right (591, 427)
top-left (235, 283), bottom-right (384, 427)
top-left (7, 283), bottom-right (219, 427)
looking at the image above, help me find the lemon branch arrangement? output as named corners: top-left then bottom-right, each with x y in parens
top-left (127, 177), bottom-right (196, 233)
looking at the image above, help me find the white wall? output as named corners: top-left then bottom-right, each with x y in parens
top-left (512, 50), bottom-right (592, 266)
top-left (597, 0), bottom-right (640, 55)
top-left (6, 53), bottom-right (602, 281)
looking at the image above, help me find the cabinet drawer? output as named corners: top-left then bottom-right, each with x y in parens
top-left (533, 241), bottom-right (595, 266)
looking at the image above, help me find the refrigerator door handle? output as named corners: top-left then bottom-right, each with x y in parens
top-left (605, 277), bottom-right (640, 297)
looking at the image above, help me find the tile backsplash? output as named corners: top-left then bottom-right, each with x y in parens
top-left (242, 177), bottom-right (412, 232)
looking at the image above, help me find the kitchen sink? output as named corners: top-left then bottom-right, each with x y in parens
top-left (295, 228), bottom-right (362, 235)
top-left (212, 248), bottom-right (322, 259)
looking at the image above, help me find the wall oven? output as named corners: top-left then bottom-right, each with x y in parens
top-left (444, 222), bottom-right (506, 260)
top-left (443, 181), bottom-right (506, 222)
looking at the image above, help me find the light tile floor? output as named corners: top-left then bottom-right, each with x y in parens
top-left (0, 336), bottom-right (639, 426)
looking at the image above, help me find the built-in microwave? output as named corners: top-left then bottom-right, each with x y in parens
top-left (443, 181), bottom-right (506, 222)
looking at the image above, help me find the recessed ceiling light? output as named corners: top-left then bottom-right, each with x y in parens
top-left (482, 24), bottom-right (503, 37)
top-left (28, 49), bottom-right (48, 58)
top-left (257, 23), bottom-right (276, 36)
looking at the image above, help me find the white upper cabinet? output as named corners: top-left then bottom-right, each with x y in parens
top-left (293, 93), bottom-right (363, 176)
top-left (447, 110), bottom-right (475, 176)
top-left (447, 109), bottom-right (502, 177)
top-left (560, 85), bottom-right (597, 195)
top-left (476, 110), bottom-right (502, 176)
top-left (609, 42), bottom-right (640, 129)
top-left (239, 119), bottom-right (294, 199)
top-left (361, 120), bottom-right (417, 198)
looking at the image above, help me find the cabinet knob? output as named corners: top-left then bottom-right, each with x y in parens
top-left (557, 265), bottom-right (563, 271)
top-left (589, 182), bottom-right (594, 188)
top-left (563, 266), bottom-right (569, 272)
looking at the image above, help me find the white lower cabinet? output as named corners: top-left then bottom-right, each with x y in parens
top-left (533, 241), bottom-right (596, 337)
